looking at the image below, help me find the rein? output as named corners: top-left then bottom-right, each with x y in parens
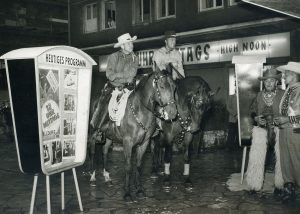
top-left (153, 73), bottom-right (176, 109)
top-left (128, 72), bottom-right (175, 132)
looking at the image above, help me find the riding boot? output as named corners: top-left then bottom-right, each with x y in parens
top-left (282, 182), bottom-right (296, 203)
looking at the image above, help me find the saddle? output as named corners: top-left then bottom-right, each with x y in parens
top-left (108, 88), bottom-right (133, 126)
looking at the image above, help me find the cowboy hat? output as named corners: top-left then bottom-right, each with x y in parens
top-left (114, 33), bottom-right (137, 48)
top-left (164, 30), bottom-right (176, 39)
top-left (258, 68), bottom-right (282, 80)
top-left (276, 61), bottom-right (300, 74)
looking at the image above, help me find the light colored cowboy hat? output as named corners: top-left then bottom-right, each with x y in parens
top-left (276, 61), bottom-right (300, 74)
top-left (113, 33), bottom-right (137, 48)
top-left (258, 68), bottom-right (281, 80)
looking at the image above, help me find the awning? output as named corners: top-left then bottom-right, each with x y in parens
top-left (242, 0), bottom-right (300, 19)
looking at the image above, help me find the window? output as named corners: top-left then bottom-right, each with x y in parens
top-left (83, 3), bottom-right (98, 33)
top-left (101, 0), bottom-right (116, 29)
top-left (229, 0), bottom-right (241, 6)
top-left (198, 0), bottom-right (223, 11)
top-left (133, 0), bottom-right (151, 24)
top-left (156, 0), bottom-right (175, 19)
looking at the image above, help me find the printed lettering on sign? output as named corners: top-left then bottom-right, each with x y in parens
top-left (135, 32), bottom-right (290, 68)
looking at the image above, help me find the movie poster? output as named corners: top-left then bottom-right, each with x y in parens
top-left (64, 94), bottom-right (76, 112)
top-left (43, 144), bottom-right (51, 166)
top-left (64, 69), bottom-right (78, 90)
top-left (51, 140), bottom-right (62, 165)
top-left (39, 69), bottom-right (60, 141)
top-left (63, 118), bottom-right (76, 136)
top-left (63, 140), bottom-right (76, 158)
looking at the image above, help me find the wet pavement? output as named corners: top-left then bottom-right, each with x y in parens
top-left (0, 139), bottom-right (300, 214)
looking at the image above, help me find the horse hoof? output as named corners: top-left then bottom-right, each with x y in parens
top-left (123, 193), bottom-right (133, 202)
top-left (184, 178), bottom-right (193, 189)
top-left (136, 190), bottom-right (146, 199)
top-left (90, 180), bottom-right (96, 187)
top-left (163, 175), bottom-right (171, 188)
top-left (150, 172), bottom-right (159, 179)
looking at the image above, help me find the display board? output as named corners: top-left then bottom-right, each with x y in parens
top-left (232, 56), bottom-right (265, 146)
top-left (1, 46), bottom-right (96, 175)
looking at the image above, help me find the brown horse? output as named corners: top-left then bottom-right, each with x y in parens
top-left (92, 69), bottom-right (177, 201)
top-left (151, 76), bottom-right (213, 188)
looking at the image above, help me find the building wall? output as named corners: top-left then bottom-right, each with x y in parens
top-left (69, 0), bottom-right (282, 49)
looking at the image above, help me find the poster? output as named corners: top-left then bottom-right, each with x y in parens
top-left (63, 140), bottom-right (76, 158)
top-left (39, 66), bottom-right (78, 168)
top-left (39, 69), bottom-right (60, 141)
top-left (64, 69), bottom-right (78, 90)
top-left (236, 63), bottom-right (262, 140)
top-left (51, 140), bottom-right (62, 165)
top-left (64, 94), bottom-right (76, 112)
top-left (43, 144), bottom-right (51, 166)
top-left (63, 118), bottom-right (76, 136)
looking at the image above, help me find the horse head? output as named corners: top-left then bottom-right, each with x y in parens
top-left (178, 77), bottom-right (212, 132)
top-left (152, 66), bottom-right (177, 120)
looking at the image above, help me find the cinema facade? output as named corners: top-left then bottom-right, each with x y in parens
top-left (69, 0), bottom-right (300, 148)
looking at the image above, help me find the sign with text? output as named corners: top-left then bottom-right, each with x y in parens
top-left (0, 46), bottom-right (96, 175)
top-left (136, 32), bottom-right (290, 68)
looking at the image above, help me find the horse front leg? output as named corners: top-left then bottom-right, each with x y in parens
top-left (123, 140), bottom-right (133, 202)
top-left (103, 138), bottom-right (113, 185)
top-left (150, 136), bottom-right (161, 178)
top-left (88, 138), bottom-right (97, 186)
top-left (135, 140), bottom-right (150, 198)
top-left (163, 143), bottom-right (173, 188)
top-left (183, 133), bottom-right (193, 188)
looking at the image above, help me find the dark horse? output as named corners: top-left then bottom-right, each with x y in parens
top-left (91, 69), bottom-right (177, 201)
top-left (151, 76), bottom-right (212, 188)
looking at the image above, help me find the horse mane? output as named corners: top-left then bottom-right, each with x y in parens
top-left (177, 77), bottom-right (210, 97)
top-left (177, 77), bottom-right (211, 109)
top-left (135, 73), bottom-right (152, 91)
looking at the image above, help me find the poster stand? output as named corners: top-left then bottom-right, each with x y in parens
top-left (0, 46), bottom-right (96, 213)
top-left (29, 168), bottom-right (82, 214)
top-left (232, 55), bottom-right (266, 184)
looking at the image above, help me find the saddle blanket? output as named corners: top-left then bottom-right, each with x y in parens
top-left (108, 88), bottom-right (132, 126)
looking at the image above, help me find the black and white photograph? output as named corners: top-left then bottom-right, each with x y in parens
top-left (43, 144), bottom-right (51, 166)
top-left (64, 94), bottom-right (76, 112)
top-left (2, 0), bottom-right (300, 213)
top-left (63, 118), bottom-right (76, 136)
top-left (63, 69), bottom-right (78, 90)
top-left (51, 140), bottom-right (62, 165)
top-left (63, 140), bottom-right (76, 158)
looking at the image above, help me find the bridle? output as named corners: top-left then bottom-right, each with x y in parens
top-left (153, 72), bottom-right (176, 117)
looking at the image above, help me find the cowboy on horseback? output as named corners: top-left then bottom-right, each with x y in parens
top-left (90, 33), bottom-right (139, 131)
top-left (152, 30), bottom-right (185, 81)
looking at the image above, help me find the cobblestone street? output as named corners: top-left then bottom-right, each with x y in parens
top-left (0, 139), bottom-right (300, 214)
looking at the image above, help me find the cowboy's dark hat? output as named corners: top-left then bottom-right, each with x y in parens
top-left (164, 30), bottom-right (176, 39)
top-left (258, 68), bottom-right (281, 80)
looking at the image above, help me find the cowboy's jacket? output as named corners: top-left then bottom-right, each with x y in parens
top-left (250, 89), bottom-right (285, 120)
top-left (152, 47), bottom-right (185, 78)
top-left (106, 50), bottom-right (138, 87)
top-left (279, 82), bottom-right (300, 128)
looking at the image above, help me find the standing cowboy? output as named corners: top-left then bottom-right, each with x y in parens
top-left (245, 68), bottom-right (284, 196)
top-left (152, 30), bottom-right (185, 80)
top-left (275, 62), bottom-right (300, 203)
top-left (90, 33), bottom-right (139, 131)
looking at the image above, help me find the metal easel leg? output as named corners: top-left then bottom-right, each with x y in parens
top-left (29, 175), bottom-right (38, 214)
top-left (46, 175), bottom-right (51, 214)
top-left (72, 168), bottom-right (83, 211)
top-left (240, 146), bottom-right (247, 184)
top-left (61, 172), bottom-right (65, 210)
